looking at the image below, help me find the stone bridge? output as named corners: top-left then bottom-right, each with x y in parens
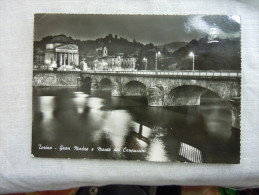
top-left (81, 70), bottom-right (240, 105)
top-left (81, 70), bottom-right (241, 129)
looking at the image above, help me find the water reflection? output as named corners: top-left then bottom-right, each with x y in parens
top-left (101, 110), bottom-right (132, 149)
top-left (146, 138), bottom-right (170, 162)
top-left (32, 87), bottom-right (240, 163)
top-left (39, 96), bottom-right (55, 121)
top-left (72, 92), bottom-right (89, 114)
top-left (38, 96), bottom-right (56, 141)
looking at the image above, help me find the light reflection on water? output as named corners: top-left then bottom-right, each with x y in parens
top-left (101, 110), bottom-right (132, 150)
top-left (39, 96), bottom-right (55, 122)
top-left (38, 96), bottom-right (56, 141)
top-left (72, 92), bottom-right (89, 114)
top-left (146, 138), bottom-right (170, 162)
top-left (32, 87), bottom-right (240, 163)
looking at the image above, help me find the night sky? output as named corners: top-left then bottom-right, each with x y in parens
top-left (34, 14), bottom-right (240, 45)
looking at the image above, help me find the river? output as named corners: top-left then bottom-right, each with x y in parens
top-left (32, 86), bottom-right (240, 163)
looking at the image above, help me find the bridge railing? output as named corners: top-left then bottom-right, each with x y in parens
top-left (82, 70), bottom-right (241, 78)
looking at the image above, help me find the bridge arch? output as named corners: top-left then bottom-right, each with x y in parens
top-left (82, 77), bottom-right (92, 90)
top-left (164, 85), bottom-right (222, 106)
top-left (123, 81), bottom-right (147, 96)
top-left (99, 78), bottom-right (112, 90)
top-left (164, 84), bottom-right (239, 129)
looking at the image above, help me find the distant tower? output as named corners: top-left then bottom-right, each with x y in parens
top-left (103, 46), bottom-right (108, 57)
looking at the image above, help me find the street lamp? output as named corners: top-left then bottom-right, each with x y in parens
top-left (189, 52), bottom-right (195, 71)
top-left (143, 57), bottom-right (147, 70)
top-left (94, 59), bottom-right (97, 71)
top-left (155, 51), bottom-right (161, 71)
top-left (117, 56), bottom-right (121, 71)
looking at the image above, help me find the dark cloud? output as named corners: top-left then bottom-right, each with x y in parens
top-left (183, 15), bottom-right (240, 39)
top-left (203, 15), bottom-right (240, 33)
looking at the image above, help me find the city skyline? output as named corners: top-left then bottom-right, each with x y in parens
top-left (34, 14), bottom-right (240, 45)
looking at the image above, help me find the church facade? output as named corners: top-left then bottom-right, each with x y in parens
top-left (44, 35), bottom-right (79, 70)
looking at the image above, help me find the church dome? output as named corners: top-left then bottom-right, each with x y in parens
top-left (50, 35), bottom-right (75, 44)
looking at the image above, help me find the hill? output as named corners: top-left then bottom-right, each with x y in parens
top-left (167, 36), bottom-right (241, 70)
top-left (159, 42), bottom-right (187, 53)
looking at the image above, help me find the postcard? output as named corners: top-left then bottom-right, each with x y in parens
top-left (32, 14), bottom-right (241, 163)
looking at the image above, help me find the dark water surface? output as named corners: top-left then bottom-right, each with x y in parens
top-left (32, 87), bottom-right (240, 163)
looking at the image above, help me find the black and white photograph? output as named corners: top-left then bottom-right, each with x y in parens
top-left (32, 14), bottom-right (241, 163)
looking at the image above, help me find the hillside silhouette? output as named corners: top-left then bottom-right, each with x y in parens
top-left (34, 34), bottom-right (241, 70)
top-left (170, 36), bottom-right (241, 70)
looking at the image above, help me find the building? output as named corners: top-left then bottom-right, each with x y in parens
top-left (93, 47), bottom-right (137, 71)
top-left (44, 35), bottom-right (79, 70)
top-left (121, 56), bottom-right (137, 70)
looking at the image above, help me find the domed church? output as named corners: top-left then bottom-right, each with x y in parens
top-left (44, 35), bottom-right (79, 70)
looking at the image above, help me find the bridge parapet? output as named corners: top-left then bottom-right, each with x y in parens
top-left (82, 70), bottom-right (241, 79)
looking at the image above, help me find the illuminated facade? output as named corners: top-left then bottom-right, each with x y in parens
top-left (44, 35), bottom-right (79, 70)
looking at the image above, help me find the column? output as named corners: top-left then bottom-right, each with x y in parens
top-left (74, 53), bottom-right (79, 66)
top-left (68, 53), bottom-right (70, 66)
top-left (64, 53), bottom-right (66, 65)
top-left (60, 53), bottom-right (63, 66)
top-left (56, 53), bottom-right (58, 64)
top-left (62, 53), bottom-right (65, 65)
